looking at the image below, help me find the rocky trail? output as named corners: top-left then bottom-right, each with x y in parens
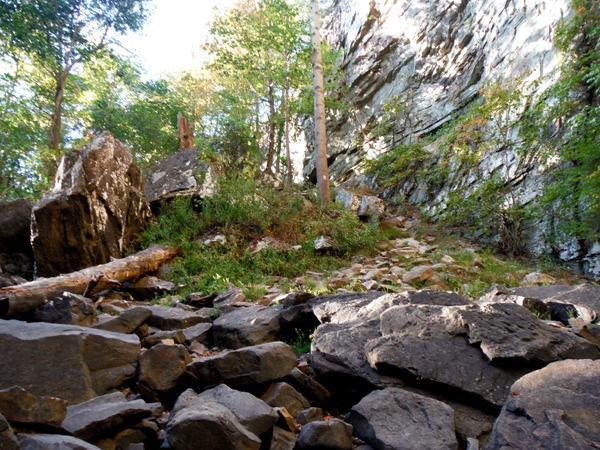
top-left (1, 134), bottom-right (600, 450)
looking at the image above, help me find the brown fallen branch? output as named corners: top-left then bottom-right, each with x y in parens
top-left (0, 245), bottom-right (179, 319)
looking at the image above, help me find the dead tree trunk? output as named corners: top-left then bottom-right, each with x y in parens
top-left (0, 245), bottom-right (179, 319)
top-left (177, 112), bottom-right (194, 150)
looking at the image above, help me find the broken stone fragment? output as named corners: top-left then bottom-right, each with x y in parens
top-left (402, 265), bottom-right (433, 284)
top-left (0, 412), bottom-right (20, 450)
top-left (296, 419), bottom-right (353, 450)
top-left (0, 386), bottom-right (67, 428)
top-left (260, 382), bottom-right (310, 419)
top-left (138, 344), bottom-right (191, 394)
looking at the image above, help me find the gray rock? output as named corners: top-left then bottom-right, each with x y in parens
top-left (166, 389), bottom-right (261, 450)
top-left (142, 330), bottom-right (185, 347)
top-left (33, 294), bottom-right (98, 327)
top-left (260, 383), bottom-right (310, 419)
top-left (184, 292), bottom-right (216, 308)
top-left (0, 386), bottom-right (67, 428)
top-left (199, 384), bottom-right (278, 436)
top-left (284, 368), bottom-right (332, 405)
top-left (213, 305), bottom-right (281, 349)
top-left (296, 408), bottom-right (324, 425)
top-left (18, 433), bottom-right (101, 450)
top-left (269, 426), bottom-right (296, 450)
top-left (144, 148), bottom-right (215, 213)
top-left (93, 307), bottom-right (151, 334)
top-left (345, 388), bottom-right (458, 450)
top-left (0, 413), bottom-right (19, 450)
top-left (0, 198), bottom-right (33, 256)
top-left (138, 344), bottom-right (191, 393)
top-left (314, 236), bottom-right (334, 252)
top-left (296, 419), bottom-right (353, 450)
top-left (281, 291), bottom-right (315, 309)
top-left (181, 323), bottom-right (212, 344)
top-left (335, 190), bottom-right (362, 213)
top-left (212, 289), bottom-right (247, 308)
top-left (146, 306), bottom-right (210, 331)
top-left (187, 342), bottom-right (297, 389)
top-left (357, 196), bottom-right (385, 220)
top-left (125, 277), bottom-right (174, 301)
top-left (61, 392), bottom-right (154, 441)
top-left (31, 131), bottom-right (149, 277)
top-left (487, 359), bottom-right (600, 450)
top-left (0, 319), bottom-right (140, 403)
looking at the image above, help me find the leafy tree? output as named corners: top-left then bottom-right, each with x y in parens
top-left (0, 0), bottom-right (152, 177)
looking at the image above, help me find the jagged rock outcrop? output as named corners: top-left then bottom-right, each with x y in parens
top-left (31, 131), bottom-right (150, 277)
top-left (0, 198), bottom-right (33, 256)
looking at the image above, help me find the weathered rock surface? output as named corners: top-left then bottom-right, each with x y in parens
top-left (0, 319), bottom-right (140, 403)
top-left (0, 413), bottom-right (19, 450)
top-left (199, 384), bottom-right (279, 436)
top-left (33, 293), bottom-right (97, 327)
top-left (296, 419), bottom-right (353, 450)
top-left (61, 392), bottom-right (154, 441)
top-left (145, 306), bottom-right (209, 331)
top-left (0, 198), bottom-right (33, 256)
top-left (487, 359), bottom-right (600, 450)
top-left (138, 344), bottom-right (191, 394)
top-left (93, 307), bottom-right (151, 334)
top-left (187, 342), bottom-right (297, 389)
top-left (335, 190), bottom-right (361, 213)
top-left (270, 426), bottom-right (296, 450)
top-left (166, 389), bottom-right (261, 450)
top-left (212, 289), bottom-right (247, 308)
top-left (260, 383), bottom-right (310, 419)
top-left (213, 305), bottom-right (281, 349)
top-left (18, 433), bottom-right (101, 450)
top-left (345, 388), bottom-right (458, 450)
top-left (31, 131), bottom-right (149, 277)
top-left (181, 322), bottom-right (212, 344)
top-left (357, 196), bottom-right (385, 221)
top-left (144, 148), bottom-right (215, 213)
top-left (0, 386), bottom-right (67, 428)
top-left (296, 408), bottom-right (325, 425)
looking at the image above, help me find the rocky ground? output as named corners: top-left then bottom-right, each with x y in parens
top-left (1, 135), bottom-right (600, 450)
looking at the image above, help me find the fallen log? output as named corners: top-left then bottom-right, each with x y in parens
top-left (0, 245), bottom-right (179, 319)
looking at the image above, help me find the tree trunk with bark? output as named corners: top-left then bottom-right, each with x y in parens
top-left (0, 245), bottom-right (179, 319)
top-left (311, 0), bottom-right (330, 208)
top-left (285, 53), bottom-right (292, 188)
top-left (177, 112), bottom-right (194, 150)
top-left (265, 81), bottom-right (276, 174)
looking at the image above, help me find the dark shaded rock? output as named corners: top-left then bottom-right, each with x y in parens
top-left (33, 293), bottom-right (97, 327)
top-left (144, 148), bottom-right (214, 214)
top-left (187, 342), bottom-right (297, 389)
top-left (166, 389), bottom-right (260, 450)
top-left (212, 305), bottom-right (281, 349)
top-left (296, 419), bottom-right (353, 450)
top-left (31, 131), bottom-right (150, 278)
top-left (138, 344), bottom-right (191, 393)
top-left (487, 359), bottom-right (600, 450)
top-left (113, 429), bottom-right (148, 450)
top-left (184, 292), bottom-right (216, 308)
top-left (93, 307), bottom-right (151, 334)
top-left (212, 289), bottom-right (247, 308)
top-left (18, 433), bottom-right (101, 450)
top-left (142, 330), bottom-right (185, 347)
top-left (0, 198), bottom-right (33, 256)
top-left (296, 408), bottom-right (324, 425)
top-left (269, 426), bottom-right (296, 450)
top-left (284, 368), bottom-right (332, 406)
top-left (0, 412), bottom-right (19, 450)
top-left (123, 277), bottom-right (174, 301)
top-left (260, 383), bottom-right (310, 419)
top-left (61, 392), bottom-right (154, 441)
top-left (345, 388), bottom-right (458, 450)
top-left (181, 323), bottom-right (212, 344)
top-left (199, 384), bottom-right (278, 436)
top-left (0, 386), bottom-right (67, 428)
top-left (0, 319), bottom-right (140, 403)
top-left (146, 306), bottom-right (210, 331)
top-left (281, 292), bottom-right (315, 309)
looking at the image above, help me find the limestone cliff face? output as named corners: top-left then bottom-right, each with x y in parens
top-left (302, 0), bottom-right (600, 278)
top-left (304, 0), bottom-right (566, 183)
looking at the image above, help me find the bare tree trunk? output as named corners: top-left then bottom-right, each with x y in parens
top-left (285, 53), bottom-right (292, 188)
top-left (265, 81), bottom-right (276, 174)
top-left (311, 0), bottom-right (331, 208)
top-left (48, 75), bottom-right (66, 152)
top-left (177, 112), bottom-right (194, 150)
top-left (0, 245), bottom-right (179, 319)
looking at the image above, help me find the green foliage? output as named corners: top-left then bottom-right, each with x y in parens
top-left (285, 328), bottom-right (313, 356)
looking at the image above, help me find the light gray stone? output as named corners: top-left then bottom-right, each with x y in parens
top-left (18, 434), bottom-right (101, 450)
top-left (93, 307), bottom-right (151, 334)
top-left (213, 305), bottom-right (281, 349)
top-left (146, 306), bottom-right (210, 331)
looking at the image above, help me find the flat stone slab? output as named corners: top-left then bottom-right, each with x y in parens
top-left (18, 433), bottom-right (102, 450)
top-left (0, 386), bottom-right (67, 428)
top-left (146, 306), bottom-right (210, 331)
top-left (213, 305), bottom-right (281, 349)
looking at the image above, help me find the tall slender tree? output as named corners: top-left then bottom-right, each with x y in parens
top-left (311, 0), bottom-right (330, 207)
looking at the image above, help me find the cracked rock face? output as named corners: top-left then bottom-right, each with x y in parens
top-left (31, 131), bottom-right (150, 277)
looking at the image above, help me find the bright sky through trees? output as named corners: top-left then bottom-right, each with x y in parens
top-left (120, 0), bottom-right (236, 78)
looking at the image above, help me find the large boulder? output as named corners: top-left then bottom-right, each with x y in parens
top-left (296, 419), bottom-right (353, 450)
top-left (31, 131), bottom-right (150, 277)
top-left (33, 293), bottom-right (98, 327)
top-left (61, 392), bottom-right (154, 441)
top-left (345, 388), bottom-right (458, 450)
top-left (187, 342), bottom-right (297, 390)
top-left (17, 434), bottom-right (101, 450)
top-left (146, 306), bottom-right (210, 331)
top-left (145, 148), bottom-right (215, 214)
top-left (487, 359), bottom-right (600, 450)
top-left (0, 319), bottom-right (140, 404)
top-left (212, 305), bottom-right (281, 349)
top-left (0, 386), bottom-right (67, 428)
top-left (260, 383), bottom-right (310, 419)
top-left (0, 198), bottom-right (33, 256)
top-left (138, 344), bottom-right (191, 394)
top-left (166, 389), bottom-right (261, 450)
